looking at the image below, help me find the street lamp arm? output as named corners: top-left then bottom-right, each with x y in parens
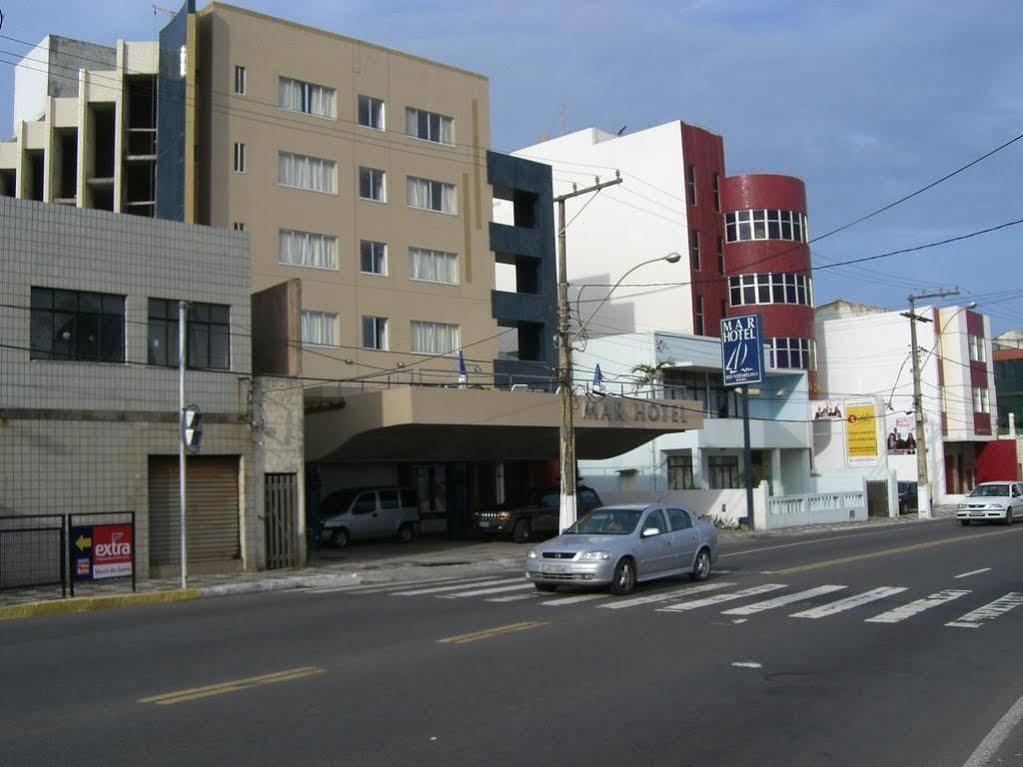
top-left (572, 253), bottom-right (681, 343)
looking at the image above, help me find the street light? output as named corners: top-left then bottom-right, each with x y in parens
top-left (557, 251), bottom-right (683, 533)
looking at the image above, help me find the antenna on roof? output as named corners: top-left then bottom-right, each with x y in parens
top-left (616, 125), bottom-right (627, 136)
top-left (152, 4), bottom-right (177, 17)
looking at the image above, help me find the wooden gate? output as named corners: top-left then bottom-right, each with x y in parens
top-left (866, 480), bottom-right (890, 518)
top-left (264, 473), bottom-right (300, 570)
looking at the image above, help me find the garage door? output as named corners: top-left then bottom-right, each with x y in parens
top-left (148, 456), bottom-right (241, 571)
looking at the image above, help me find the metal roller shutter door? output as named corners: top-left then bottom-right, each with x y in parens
top-left (148, 456), bottom-right (241, 568)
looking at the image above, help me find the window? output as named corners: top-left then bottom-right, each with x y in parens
top-left (362, 316), bottom-right (388, 350)
top-left (769, 337), bottom-right (817, 370)
top-left (359, 167), bottom-right (386, 202)
top-left (728, 273), bottom-right (813, 307)
top-left (725, 209), bottom-right (809, 244)
top-left (278, 152), bottom-right (336, 194)
top-left (233, 142), bottom-right (245, 173)
top-left (405, 107), bottom-right (454, 145)
top-left (695, 295), bottom-right (704, 335)
top-left (233, 222), bottom-right (245, 231)
top-left (147, 299), bottom-right (230, 371)
top-left (974, 388), bottom-right (990, 414)
top-left (690, 229), bottom-right (701, 271)
top-left (353, 493), bottom-right (377, 514)
top-left (360, 240), bottom-right (387, 275)
top-left (410, 247), bottom-right (459, 284)
top-left (301, 310), bottom-right (339, 347)
top-left (379, 490), bottom-right (399, 510)
top-left (579, 489), bottom-right (600, 505)
top-left (712, 172), bottom-right (720, 212)
top-left (278, 76), bottom-right (336, 119)
top-left (279, 229), bottom-right (338, 270)
top-left (686, 163), bottom-right (696, 206)
top-left (410, 320), bottom-right (460, 355)
top-left (667, 508), bottom-right (693, 531)
top-left (667, 456), bottom-right (694, 490)
top-left (407, 176), bottom-right (457, 214)
top-left (30, 287), bottom-right (125, 363)
top-left (234, 65), bottom-right (246, 95)
top-left (717, 236), bottom-right (724, 273)
top-left (969, 335), bottom-right (987, 363)
top-left (358, 95), bottom-right (384, 130)
top-left (642, 509), bottom-right (667, 535)
top-left (709, 456), bottom-right (739, 489)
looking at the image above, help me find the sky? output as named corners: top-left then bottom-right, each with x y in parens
top-left (1, 0), bottom-right (1021, 334)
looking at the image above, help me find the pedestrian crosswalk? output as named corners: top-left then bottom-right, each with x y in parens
top-left (299, 571), bottom-right (1023, 631)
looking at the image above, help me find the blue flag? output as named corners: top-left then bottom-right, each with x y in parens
top-left (593, 363), bottom-right (605, 392)
top-left (458, 349), bottom-right (468, 383)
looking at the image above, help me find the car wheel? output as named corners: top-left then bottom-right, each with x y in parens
top-left (534, 583), bottom-right (557, 592)
top-left (397, 523), bottom-right (415, 543)
top-left (1005, 510), bottom-right (1014, 526)
top-left (513, 520), bottom-right (531, 544)
top-left (961, 520), bottom-right (970, 526)
top-left (691, 548), bottom-right (712, 581)
top-left (330, 528), bottom-right (349, 548)
top-left (610, 558), bottom-right (637, 596)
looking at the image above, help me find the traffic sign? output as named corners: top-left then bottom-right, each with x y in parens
top-left (721, 314), bottom-right (764, 387)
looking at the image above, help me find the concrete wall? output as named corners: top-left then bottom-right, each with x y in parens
top-left (13, 38), bottom-right (51, 129)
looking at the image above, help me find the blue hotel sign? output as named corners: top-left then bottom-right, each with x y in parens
top-left (721, 314), bottom-right (764, 387)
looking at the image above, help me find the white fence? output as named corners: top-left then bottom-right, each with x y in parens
top-left (600, 488), bottom-right (754, 527)
top-left (762, 485), bottom-right (867, 529)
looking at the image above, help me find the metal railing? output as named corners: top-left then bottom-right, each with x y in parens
top-left (0, 514), bottom-right (66, 598)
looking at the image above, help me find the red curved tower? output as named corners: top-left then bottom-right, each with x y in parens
top-left (721, 174), bottom-right (815, 386)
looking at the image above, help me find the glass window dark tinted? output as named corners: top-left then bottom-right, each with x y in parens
top-left (667, 508), bottom-right (692, 531)
top-left (579, 490), bottom-right (599, 505)
top-left (643, 509), bottom-right (667, 534)
top-left (30, 287), bottom-right (124, 362)
top-left (379, 490), bottom-right (399, 509)
top-left (353, 493), bottom-right (378, 513)
top-left (568, 508), bottom-right (642, 535)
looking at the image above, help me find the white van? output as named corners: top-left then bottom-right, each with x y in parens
top-left (319, 487), bottom-right (420, 548)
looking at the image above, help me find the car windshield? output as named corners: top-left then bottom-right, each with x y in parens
top-left (321, 489), bottom-right (361, 515)
top-left (969, 485), bottom-right (1009, 497)
top-left (566, 508), bottom-right (643, 535)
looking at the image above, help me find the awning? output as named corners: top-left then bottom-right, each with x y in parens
top-left (305, 387), bottom-right (702, 463)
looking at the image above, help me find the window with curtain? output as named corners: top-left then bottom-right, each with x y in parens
top-left (278, 76), bottom-right (336, 119)
top-left (405, 107), bottom-right (454, 145)
top-left (409, 247), bottom-right (459, 285)
top-left (407, 176), bottom-right (456, 214)
top-left (279, 229), bottom-right (338, 269)
top-left (358, 95), bottom-right (385, 130)
top-left (360, 240), bottom-right (387, 275)
top-left (410, 320), bottom-right (460, 355)
top-left (359, 167), bottom-right (386, 202)
top-left (301, 310), bottom-right (339, 347)
top-left (278, 152), bottom-right (336, 194)
top-left (362, 316), bottom-right (388, 350)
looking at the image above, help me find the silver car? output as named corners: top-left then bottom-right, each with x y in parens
top-left (957, 481), bottom-right (1023, 526)
top-left (319, 487), bottom-right (420, 547)
top-left (524, 504), bottom-right (719, 595)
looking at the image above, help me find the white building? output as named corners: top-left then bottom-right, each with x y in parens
top-left (814, 300), bottom-right (1005, 504)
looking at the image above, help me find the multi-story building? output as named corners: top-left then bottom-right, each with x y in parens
top-left (512, 124), bottom-right (817, 385)
top-left (0, 197), bottom-right (306, 578)
top-left (814, 300), bottom-right (1017, 502)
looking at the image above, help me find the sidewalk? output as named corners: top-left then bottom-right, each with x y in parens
top-left (0, 505), bottom-right (959, 619)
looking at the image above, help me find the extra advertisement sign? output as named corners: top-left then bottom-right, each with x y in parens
top-left (71, 523), bottom-right (134, 580)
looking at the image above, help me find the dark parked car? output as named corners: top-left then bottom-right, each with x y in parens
top-left (898, 481), bottom-right (918, 514)
top-left (475, 486), bottom-right (603, 543)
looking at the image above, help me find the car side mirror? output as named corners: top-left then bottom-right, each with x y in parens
top-left (641, 527), bottom-right (660, 538)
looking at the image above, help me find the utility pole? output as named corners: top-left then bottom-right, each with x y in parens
top-left (904, 288), bottom-right (959, 519)
top-left (555, 175), bottom-right (622, 533)
top-left (178, 301), bottom-right (188, 589)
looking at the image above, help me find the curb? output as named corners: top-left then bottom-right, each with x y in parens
top-left (199, 572), bottom-right (359, 598)
top-left (0, 588), bottom-right (203, 622)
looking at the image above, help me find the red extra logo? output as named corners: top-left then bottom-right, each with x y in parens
top-left (92, 524), bottom-right (133, 579)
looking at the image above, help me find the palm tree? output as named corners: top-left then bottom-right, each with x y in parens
top-left (631, 360), bottom-right (676, 394)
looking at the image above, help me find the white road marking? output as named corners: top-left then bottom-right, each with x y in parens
top-left (307, 574), bottom-right (500, 595)
top-left (392, 577), bottom-right (523, 596)
top-left (790, 587), bottom-right (908, 619)
top-left (486, 592), bottom-right (540, 603)
top-left (540, 593), bottom-right (609, 607)
top-left (946, 592), bottom-right (1023, 629)
top-left (732, 619), bottom-right (748, 624)
top-left (600, 581), bottom-right (736, 610)
top-left (962, 691), bottom-right (1023, 767)
top-left (731, 661), bottom-right (762, 669)
top-left (441, 582), bottom-right (535, 598)
top-left (955, 568), bottom-right (992, 579)
top-left (658, 584), bottom-right (788, 612)
top-left (866, 590), bottom-right (971, 624)
top-left (722, 585), bottom-right (848, 616)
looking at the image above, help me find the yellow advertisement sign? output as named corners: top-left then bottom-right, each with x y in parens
top-left (845, 400), bottom-right (879, 466)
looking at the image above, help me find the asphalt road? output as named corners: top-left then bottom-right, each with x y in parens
top-left (3, 518), bottom-right (1022, 767)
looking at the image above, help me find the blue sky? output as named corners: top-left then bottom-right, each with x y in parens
top-left (2, 1), bottom-right (1021, 333)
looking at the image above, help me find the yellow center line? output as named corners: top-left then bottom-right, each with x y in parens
top-left (774, 528), bottom-right (1023, 576)
top-left (138, 666), bottom-right (326, 706)
top-left (439, 620), bottom-right (549, 645)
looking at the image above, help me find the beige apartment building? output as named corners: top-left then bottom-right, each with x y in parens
top-left (1, 2), bottom-right (701, 543)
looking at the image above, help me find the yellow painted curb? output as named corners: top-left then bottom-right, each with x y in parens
top-left (0, 589), bottom-right (203, 622)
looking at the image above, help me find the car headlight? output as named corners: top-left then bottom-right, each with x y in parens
top-left (579, 551), bottom-right (611, 561)
top-left (497, 512), bottom-right (512, 522)
top-left (527, 549), bottom-right (538, 559)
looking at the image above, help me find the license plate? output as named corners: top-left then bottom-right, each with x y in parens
top-left (479, 519), bottom-right (492, 528)
top-left (541, 564), bottom-right (567, 574)
top-left (971, 512), bottom-right (984, 517)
